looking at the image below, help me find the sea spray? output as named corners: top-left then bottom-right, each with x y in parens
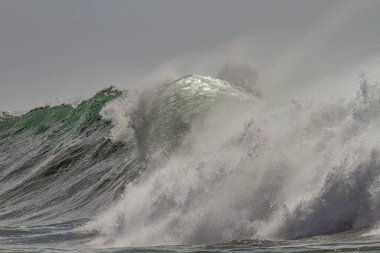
top-left (84, 71), bottom-right (380, 246)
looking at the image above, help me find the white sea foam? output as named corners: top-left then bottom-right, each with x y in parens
top-left (84, 56), bottom-right (380, 246)
top-left (86, 1), bottom-right (380, 245)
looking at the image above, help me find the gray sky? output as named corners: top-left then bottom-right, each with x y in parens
top-left (1, 0), bottom-right (380, 110)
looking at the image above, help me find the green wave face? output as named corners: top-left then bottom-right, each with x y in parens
top-left (0, 87), bottom-right (128, 226)
top-left (132, 75), bottom-right (249, 157)
top-left (0, 88), bottom-right (122, 138)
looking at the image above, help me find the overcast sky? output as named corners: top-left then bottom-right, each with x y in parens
top-left (1, 0), bottom-right (380, 110)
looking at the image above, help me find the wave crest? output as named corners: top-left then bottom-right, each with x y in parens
top-left (85, 73), bottom-right (380, 247)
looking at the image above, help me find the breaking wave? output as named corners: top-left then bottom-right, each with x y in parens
top-left (85, 71), bottom-right (380, 246)
top-left (3, 64), bottom-right (380, 247)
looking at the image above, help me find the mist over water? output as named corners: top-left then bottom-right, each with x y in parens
top-left (79, 2), bottom-right (380, 246)
top-left (2, 1), bottom-right (380, 252)
top-left (81, 60), bottom-right (380, 247)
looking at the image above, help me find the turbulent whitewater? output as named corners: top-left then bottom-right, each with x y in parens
top-left (3, 72), bottom-right (380, 251)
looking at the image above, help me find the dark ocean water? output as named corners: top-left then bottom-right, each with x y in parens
top-left (2, 222), bottom-right (380, 253)
top-left (2, 74), bottom-right (380, 252)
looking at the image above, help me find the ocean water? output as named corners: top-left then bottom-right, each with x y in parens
top-left (3, 71), bottom-right (380, 252)
top-left (2, 221), bottom-right (380, 252)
